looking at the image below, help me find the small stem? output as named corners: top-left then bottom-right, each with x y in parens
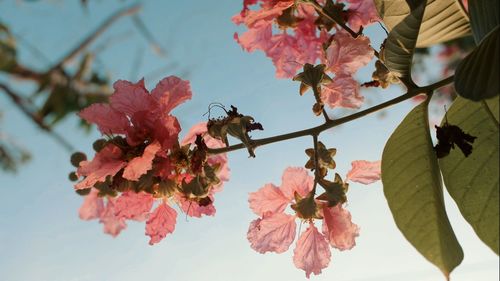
top-left (312, 134), bottom-right (320, 194)
top-left (312, 86), bottom-right (330, 122)
top-left (207, 75), bottom-right (454, 155)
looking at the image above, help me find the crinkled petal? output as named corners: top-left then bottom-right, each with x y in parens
top-left (114, 191), bottom-right (155, 221)
top-left (248, 183), bottom-right (290, 216)
top-left (321, 74), bottom-right (363, 109)
top-left (110, 79), bottom-right (155, 116)
top-left (79, 104), bottom-right (129, 135)
top-left (99, 199), bottom-right (127, 237)
top-left (293, 223), bottom-right (331, 278)
top-left (151, 76), bottom-right (192, 114)
top-left (75, 144), bottom-right (126, 190)
top-left (123, 141), bottom-right (162, 181)
top-left (78, 188), bottom-right (104, 220)
top-left (280, 167), bottom-right (314, 200)
top-left (247, 213), bottom-right (297, 254)
top-left (146, 202), bottom-right (177, 245)
top-left (153, 115), bottom-right (181, 150)
top-left (325, 30), bottom-right (373, 75)
top-left (234, 20), bottom-right (273, 53)
top-left (346, 160), bottom-right (381, 184)
top-left (322, 205), bottom-right (359, 250)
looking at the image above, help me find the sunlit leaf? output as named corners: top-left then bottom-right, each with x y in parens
top-left (454, 26), bottom-right (499, 101)
top-left (382, 99), bottom-right (463, 277)
top-left (375, 0), bottom-right (470, 47)
top-left (382, 0), bottom-right (425, 81)
top-left (439, 96), bottom-right (499, 255)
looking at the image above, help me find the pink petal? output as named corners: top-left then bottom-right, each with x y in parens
top-left (145, 202), bottom-right (177, 245)
top-left (99, 199), bottom-right (127, 237)
top-left (114, 191), bottom-right (155, 221)
top-left (321, 74), bottom-right (363, 109)
top-left (153, 115), bottom-right (181, 150)
top-left (75, 144), bottom-right (126, 190)
top-left (280, 167), bottom-right (314, 200)
top-left (346, 160), bottom-right (381, 184)
top-left (79, 104), bottom-right (129, 135)
top-left (234, 20), bottom-right (273, 53)
top-left (322, 205), bottom-right (359, 250)
top-left (293, 223), bottom-right (331, 278)
top-left (325, 30), bottom-right (374, 75)
top-left (151, 76), bottom-right (192, 114)
top-left (248, 183), bottom-right (290, 216)
top-left (78, 188), bottom-right (104, 220)
top-left (247, 213), bottom-right (297, 254)
top-left (122, 141), bottom-right (162, 181)
top-left (110, 79), bottom-right (156, 116)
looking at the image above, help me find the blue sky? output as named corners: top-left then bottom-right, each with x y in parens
top-left (0, 1), bottom-right (498, 281)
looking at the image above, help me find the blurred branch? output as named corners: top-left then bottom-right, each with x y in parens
top-left (131, 15), bottom-right (167, 57)
top-left (0, 83), bottom-right (74, 151)
top-left (49, 3), bottom-right (142, 72)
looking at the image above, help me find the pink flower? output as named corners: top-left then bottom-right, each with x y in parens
top-left (146, 202), bottom-right (177, 245)
top-left (233, 1), bottom-right (328, 78)
top-left (341, 0), bottom-right (381, 31)
top-left (247, 167), bottom-right (359, 277)
top-left (321, 74), bottom-right (363, 109)
top-left (324, 30), bottom-right (374, 75)
top-left (80, 76), bottom-right (192, 150)
top-left (346, 160), bottom-right (381, 184)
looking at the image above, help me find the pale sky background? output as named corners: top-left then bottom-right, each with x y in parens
top-left (0, 1), bottom-right (498, 281)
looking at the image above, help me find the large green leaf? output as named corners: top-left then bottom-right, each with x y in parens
top-left (382, 0), bottom-right (425, 81)
top-left (439, 96), bottom-right (499, 255)
top-left (469, 0), bottom-right (499, 43)
top-left (375, 0), bottom-right (470, 47)
top-left (454, 26), bottom-right (499, 101)
top-left (382, 99), bottom-right (463, 278)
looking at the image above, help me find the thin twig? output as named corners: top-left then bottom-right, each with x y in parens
top-left (0, 83), bottom-right (74, 151)
top-left (207, 76), bottom-right (454, 155)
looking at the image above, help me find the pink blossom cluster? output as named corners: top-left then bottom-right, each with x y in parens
top-left (73, 76), bottom-right (229, 244)
top-left (233, 0), bottom-right (379, 110)
top-left (247, 161), bottom-right (380, 277)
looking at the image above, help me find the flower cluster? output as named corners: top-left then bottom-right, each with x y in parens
top-left (70, 76), bottom-right (229, 244)
top-left (233, 0), bottom-right (379, 110)
top-left (247, 161), bottom-right (380, 277)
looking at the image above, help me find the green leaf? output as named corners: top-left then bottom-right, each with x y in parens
top-left (382, 0), bottom-right (425, 81)
top-left (375, 0), bottom-right (470, 47)
top-left (469, 0), bottom-right (499, 43)
top-left (0, 23), bottom-right (17, 71)
top-left (439, 96), bottom-right (499, 255)
top-left (382, 99), bottom-right (463, 277)
top-left (454, 26), bottom-right (499, 101)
